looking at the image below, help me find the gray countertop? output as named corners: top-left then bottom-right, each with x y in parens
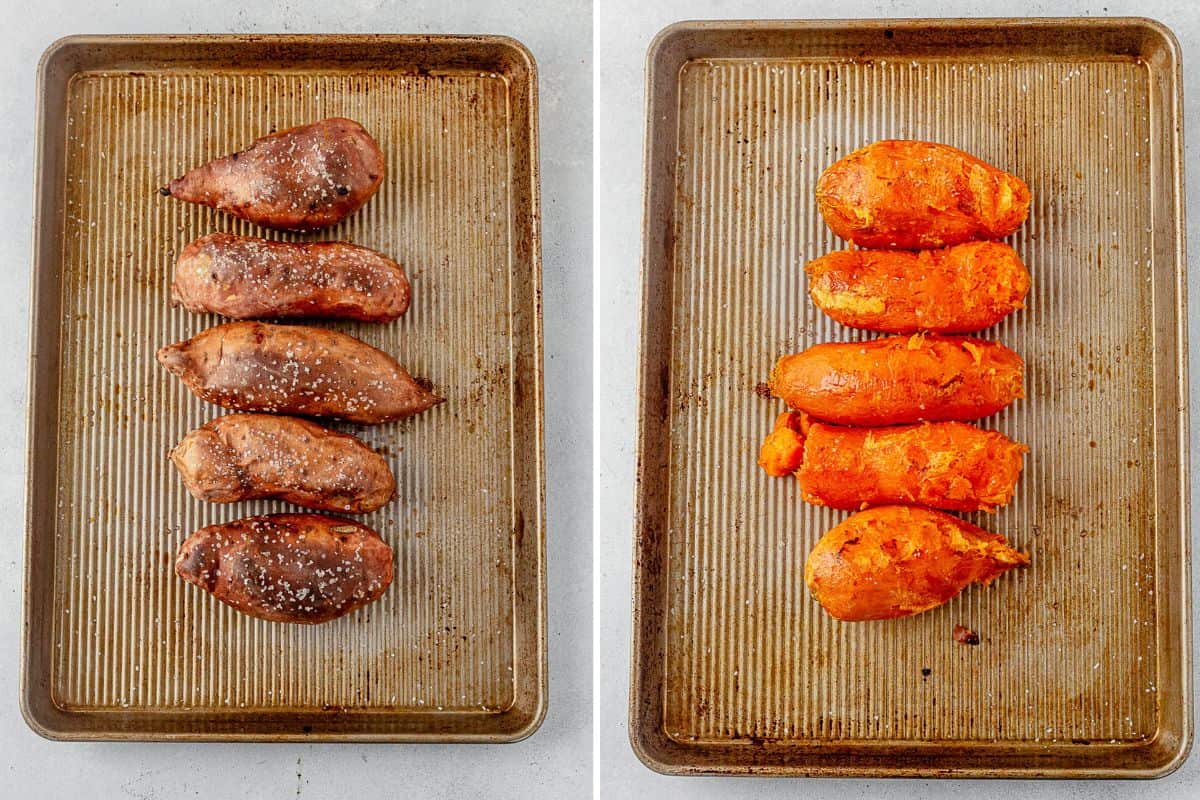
top-left (0, 1), bottom-right (592, 798)
top-left (595, 0), bottom-right (1200, 797)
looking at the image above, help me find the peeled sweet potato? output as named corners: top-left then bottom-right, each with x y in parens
top-left (806, 241), bottom-right (1030, 334)
top-left (163, 117), bottom-right (384, 231)
top-left (804, 505), bottom-right (1029, 621)
top-left (172, 233), bottom-right (410, 322)
top-left (170, 413), bottom-right (395, 513)
top-left (768, 334), bottom-right (1024, 426)
top-left (175, 513), bottom-right (394, 624)
top-left (816, 140), bottom-right (1030, 249)
top-left (758, 411), bottom-right (1027, 512)
top-left (157, 321), bottom-right (443, 423)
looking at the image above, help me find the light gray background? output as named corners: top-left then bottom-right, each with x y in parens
top-left (595, 0), bottom-right (1200, 797)
top-left (0, 1), bottom-right (592, 798)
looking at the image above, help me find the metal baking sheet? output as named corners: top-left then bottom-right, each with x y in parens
top-left (631, 18), bottom-right (1190, 777)
top-left (23, 34), bottom-right (545, 742)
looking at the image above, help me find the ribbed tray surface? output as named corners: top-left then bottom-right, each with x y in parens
top-left (663, 57), bottom-right (1158, 744)
top-left (52, 70), bottom-right (519, 714)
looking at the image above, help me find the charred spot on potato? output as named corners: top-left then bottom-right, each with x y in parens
top-left (336, 186), bottom-right (350, 196)
top-left (158, 186), bottom-right (171, 196)
top-left (953, 624), bottom-right (980, 645)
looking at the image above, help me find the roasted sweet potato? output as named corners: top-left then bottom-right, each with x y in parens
top-left (768, 334), bottom-right (1024, 426)
top-left (175, 513), bottom-right (394, 624)
top-left (804, 505), bottom-right (1029, 621)
top-left (163, 118), bottom-right (384, 231)
top-left (816, 140), bottom-right (1031, 249)
top-left (157, 321), bottom-right (443, 423)
top-left (171, 413), bottom-right (395, 513)
top-left (758, 411), bottom-right (1026, 512)
top-left (806, 241), bottom-right (1030, 334)
top-left (172, 233), bottom-right (410, 322)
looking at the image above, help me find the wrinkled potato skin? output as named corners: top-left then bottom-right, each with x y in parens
top-left (157, 321), bottom-right (443, 423)
top-left (175, 513), bottom-right (394, 624)
top-left (769, 334), bottom-right (1024, 426)
top-left (797, 419), bottom-right (1027, 512)
top-left (171, 413), bottom-right (396, 513)
top-left (804, 505), bottom-right (1029, 621)
top-left (816, 140), bottom-right (1031, 249)
top-left (172, 233), bottom-right (410, 322)
top-left (164, 118), bottom-right (385, 231)
top-left (806, 242), bottom-right (1030, 334)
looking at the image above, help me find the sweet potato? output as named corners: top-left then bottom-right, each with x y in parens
top-left (816, 140), bottom-right (1030, 249)
top-left (170, 413), bottom-right (395, 513)
top-left (806, 241), bottom-right (1030, 334)
top-left (175, 513), bottom-right (394, 624)
top-left (758, 411), bottom-right (1027, 512)
top-left (768, 334), bottom-right (1024, 426)
top-left (804, 505), bottom-right (1029, 621)
top-left (172, 233), bottom-right (410, 322)
top-left (162, 117), bottom-right (384, 231)
top-left (157, 321), bottom-right (443, 423)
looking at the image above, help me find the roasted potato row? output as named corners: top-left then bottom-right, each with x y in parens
top-left (806, 241), bottom-right (1030, 334)
top-left (163, 117), bottom-right (384, 231)
top-left (804, 505), bottom-right (1029, 621)
top-left (816, 140), bottom-right (1030, 250)
top-left (769, 334), bottom-right (1024, 426)
top-left (157, 321), bottom-right (443, 423)
top-left (175, 513), bottom-right (394, 624)
top-left (172, 233), bottom-right (410, 322)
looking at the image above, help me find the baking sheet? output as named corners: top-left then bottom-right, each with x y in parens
top-left (24, 34), bottom-right (545, 742)
top-left (631, 18), bottom-right (1189, 777)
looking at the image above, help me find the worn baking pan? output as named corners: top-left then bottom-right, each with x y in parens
top-left (631, 18), bottom-right (1189, 777)
top-left (23, 34), bottom-right (544, 742)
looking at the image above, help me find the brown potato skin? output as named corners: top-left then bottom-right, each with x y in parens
top-left (816, 140), bottom-right (1031, 249)
top-left (164, 118), bottom-right (385, 231)
top-left (175, 513), bottom-right (394, 624)
top-left (769, 334), bottom-right (1024, 426)
top-left (172, 233), bottom-right (410, 322)
top-left (806, 242), bottom-right (1030, 334)
top-left (170, 413), bottom-right (396, 513)
top-left (804, 505), bottom-right (1029, 621)
top-left (156, 321), bottom-right (443, 423)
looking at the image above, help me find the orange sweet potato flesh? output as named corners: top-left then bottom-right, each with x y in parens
top-left (806, 241), bottom-right (1031, 334)
top-left (769, 334), bottom-right (1024, 426)
top-left (804, 505), bottom-right (1029, 621)
top-left (757, 411), bottom-right (810, 476)
top-left (816, 140), bottom-right (1031, 250)
top-left (798, 419), bottom-right (1027, 512)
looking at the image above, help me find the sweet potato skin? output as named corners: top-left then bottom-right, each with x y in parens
top-left (816, 140), bottom-right (1030, 249)
top-left (170, 413), bottom-right (396, 513)
top-left (769, 334), bottom-right (1024, 426)
top-left (164, 118), bottom-right (384, 231)
top-left (806, 242), bottom-right (1030, 334)
top-left (172, 233), bottom-right (410, 322)
top-left (797, 419), bottom-right (1027, 512)
top-left (156, 321), bottom-right (443, 423)
top-left (804, 505), bottom-right (1029, 621)
top-left (175, 513), bottom-right (394, 624)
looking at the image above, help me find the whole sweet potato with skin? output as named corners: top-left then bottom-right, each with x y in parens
top-left (172, 233), bottom-right (410, 322)
top-left (804, 505), bottom-right (1029, 621)
top-left (175, 513), bottom-right (394, 624)
top-left (816, 140), bottom-right (1031, 249)
top-left (157, 321), bottom-right (443, 423)
top-left (758, 411), bottom-right (1027, 512)
top-left (806, 241), bottom-right (1031, 334)
top-left (170, 413), bottom-right (396, 513)
top-left (162, 118), bottom-right (385, 231)
top-left (768, 334), bottom-right (1024, 426)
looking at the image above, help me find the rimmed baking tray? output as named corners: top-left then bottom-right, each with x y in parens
top-left (631, 18), bottom-right (1189, 777)
top-left (23, 34), bottom-right (545, 742)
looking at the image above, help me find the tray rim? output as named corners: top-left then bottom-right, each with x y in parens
top-left (21, 32), bottom-right (547, 744)
top-left (628, 15), bottom-right (1192, 778)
